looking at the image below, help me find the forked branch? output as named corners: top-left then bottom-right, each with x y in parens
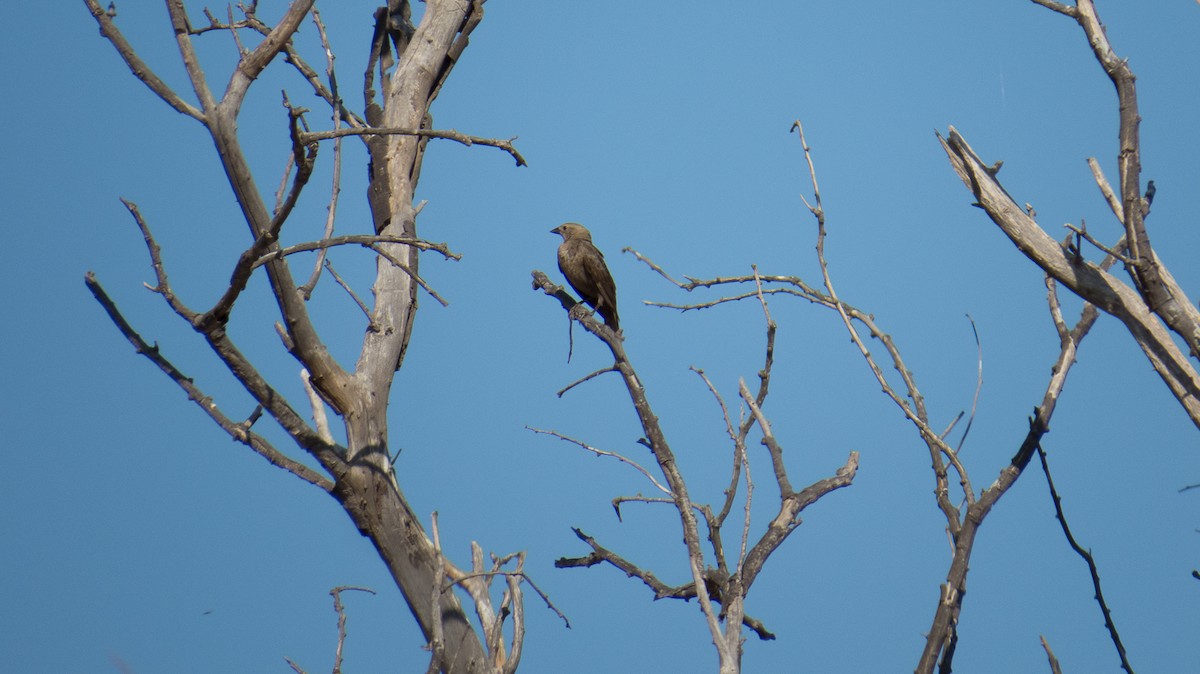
top-left (939, 0), bottom-right (1200, 425)
top-left (533, 262), bottom-right (859, 671)
top-left (530, 270), bottom-right (730, 665)
top-left (84, 271), bottom-right (337, 491)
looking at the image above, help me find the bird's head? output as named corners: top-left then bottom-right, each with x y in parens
top-left (551, 222), bottom-right (592, 242)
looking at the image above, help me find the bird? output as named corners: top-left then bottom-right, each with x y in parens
top-left (551, 223), bottom-right (620, 331)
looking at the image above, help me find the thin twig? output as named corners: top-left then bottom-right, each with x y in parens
top-left (83, 0), bottom-right (205, 120)
top-left (330, 586), bottom-right (376, 674)
top-left (1041, 635), bottom-right (1064, 674)
top-left (956, 314), bottom-right (983, 453)
top-left (939, 411), bottom-right (965, 441)
top-left (622, 247), bottom-right (687, 287)
top-left (795, 120), bottom-right (970, 523)
top-left (738, 433), bottom-right (754, 565)
top-left (611, 495), bottom-right (710, 517)
top-left (443, 568), bottom-right (570, 630)
top-left (692, 367), bottom-right (738, 444)
top-left (526, 427), bottom-right (669, 495)
top-left (738, 380), bottom-right (792, 497)
top-left (1036, 445), bottom-right (1135, 674)
top-left (322, 259), bottom-right (373, 324)
top-left (1065, 221), bottom-right (1134, 265)
top-left (254, 234), bottom-right (460, 268)
top-left (790, 119), bottom-right (824, 219)
top-left (553, 527), bottom-right (773, 639)
top-left (273, 137), bottom-right (297, 215)
top-left (368, 243), bottom-right (450, 307)
top-left (237, 11), bottom-right (367, 128)
top-left (556, 365), bottom-right (618, 397)
top-left (1046, 274), bottom-right (1071, 344)
top-left (1088, 157), bottom-right (1125, 225)
top-left (687, 366), bottom-right (741, 575)
top-left (225, 5), bottom-right (247, 57)
top-left (299, 7), bottom-right (344, 298)
top-left (694, 366), bottom-right (744, 537)
top-left (300, 368), bottom-right (334, 444)
top-left (1029, 0), bottom-right (1078, 18)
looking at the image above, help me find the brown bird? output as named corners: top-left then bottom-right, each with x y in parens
top-left (551, 222), bottom-right (620, 331)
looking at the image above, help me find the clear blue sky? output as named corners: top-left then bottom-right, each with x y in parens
top-left (3, 1), bottom-right (1198, 672)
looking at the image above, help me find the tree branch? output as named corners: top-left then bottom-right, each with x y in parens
top-left (532, 270), bottom-right (733, 664)
top-left (330, 586), bottom-right (376, 674)
top-left (553, 528), bottom-right (774, 641)
top-left (525, 427), bottom-right (670, 495)
top-left (790, 120), bottom-right (972, 529)
top-left (83, 0), bottom-right (205, 120)
top-left (222, 0), bottom-right (315, 110)
top-left (939, 126), bottom-right (1200, 428)
top-left (85, 272), bottom-right (336, 491)
top-left (916, 284), bottom-right (1101, 673)
top-left (1037, 445), bottom-right (1134, 673)
top-left (164, 0), bottom-right (218, 111)
top-left (300, 126), bottom-right (526, 167)
top-left (1040, 635), bottom-right (1064, 674)
top-left (738, 451), bottom-right (859, 592)
top-left (252, 234), bottom-right (461, 269)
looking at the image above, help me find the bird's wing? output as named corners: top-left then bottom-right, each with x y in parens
top-left (579, 242), bottom-right (617, 312)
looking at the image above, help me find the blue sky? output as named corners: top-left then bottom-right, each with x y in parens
top-left (4, 1), bottom-right (1199, 672)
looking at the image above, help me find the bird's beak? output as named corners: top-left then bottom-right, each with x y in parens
top-left (549, 226), bottom-right (561, 235)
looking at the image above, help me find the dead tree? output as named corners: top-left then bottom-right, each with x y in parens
top-left (607, 116), bottom-right (1114, 673)
top-left (82, 2), bottom-right (529, 672)
top-left (628, 2), bottom-right (1195, 669)
top-left (923, 2), bottom-right (1200, 667)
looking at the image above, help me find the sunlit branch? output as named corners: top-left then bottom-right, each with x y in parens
top-left (300, 126), bottom-right (526, 166)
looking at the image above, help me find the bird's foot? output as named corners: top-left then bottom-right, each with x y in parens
top-left (568, 303), bottom-right (594, 323)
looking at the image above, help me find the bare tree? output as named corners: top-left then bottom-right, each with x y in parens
top-left (78, 0), bottom-right (1192, 672)
top-left (82, 2), bottom-right (529, 672)
top-left (926, 1), bottom-right (1200, 667)
top-left (556, 118), bottom-right (1104, 674)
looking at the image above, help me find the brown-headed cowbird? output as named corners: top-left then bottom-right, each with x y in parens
top-left (551, 222), bottom-right (619, 331)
